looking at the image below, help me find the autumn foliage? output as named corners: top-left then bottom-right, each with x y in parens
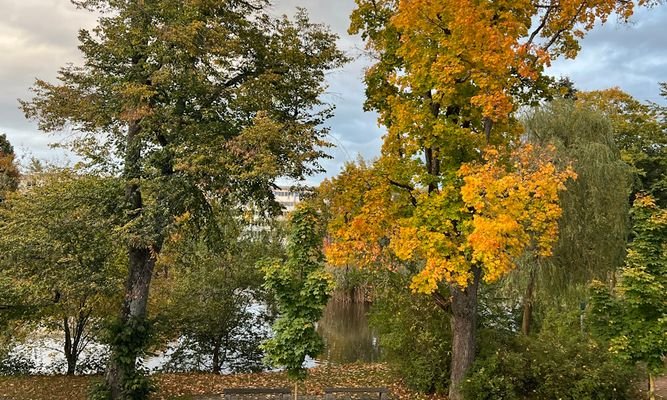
top-left (325, 145), bottom-right (575, 293)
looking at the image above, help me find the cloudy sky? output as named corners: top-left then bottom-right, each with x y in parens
top-left (1, 1), bottom-right (665, 183)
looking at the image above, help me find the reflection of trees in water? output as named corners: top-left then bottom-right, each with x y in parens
top-left (317, 301), bottom-right (380, 364)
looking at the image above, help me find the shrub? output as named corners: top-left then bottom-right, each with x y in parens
top-left (369, 274), bottom-right (451, 393)
top-left (0, 345), bottom-right (35, 375)
top-left (462, 312), bottom-right (641, 400)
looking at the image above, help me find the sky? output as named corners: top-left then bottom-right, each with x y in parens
top-left (1, 0), bottom-right (665, 183)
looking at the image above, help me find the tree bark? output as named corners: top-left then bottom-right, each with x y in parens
top-left (63, 305), bottom-right (91, 376)
top-left (521, 268), bottom-right (537, 335)
top-left (448, 267), bottom-right (481, 400)
top-left (212, 340), bottom-right (221, 374)
top-left (105, 246), bottom-right (156, 398)
top-left (105, 119), bottom-right (158, 399)
top-left (63, 317), bottom-right (76, 376)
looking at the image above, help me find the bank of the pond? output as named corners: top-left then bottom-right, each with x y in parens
top-left (0, 363), bottom-right (446, 400)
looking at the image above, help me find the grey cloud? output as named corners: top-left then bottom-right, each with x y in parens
top-left (0, 0), bottom-right (97, 161)
top-left (2, 0), bottom-right (665, 181)
top-left (549, 5), bottom-right (667, 103)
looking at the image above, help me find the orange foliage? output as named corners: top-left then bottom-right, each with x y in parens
top-left (321, 160), bottom-right (400, 269)
top-left (459, 145), bottom-right (576, 283)
top-left (353, 0), bottom-right (658, 125)
top-left (325, 146), bottom-right (575, 294)
top-left (330, 0), bottom-right (645, 294)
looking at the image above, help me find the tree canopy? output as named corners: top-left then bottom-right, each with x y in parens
top-left (328, 1), bottom-right (660, 398)
top-left (0, 170), bottom-right (125, 375)
top-left (589, 194), bottom-right (667, 399)
top-left (21, 1), bottom-right (347, 397)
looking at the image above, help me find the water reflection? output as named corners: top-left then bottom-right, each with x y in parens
top-left (317, 301), bottom-right (380, 364)
top-left (9, 301), bottom-right (380, 374)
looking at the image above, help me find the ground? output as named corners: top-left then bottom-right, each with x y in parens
top-left (0, 364), bottom-right (664, 399)
top-left (656, 375), bottom-right (667, 399)
top-left (0, 363), bottom-right (445, 400)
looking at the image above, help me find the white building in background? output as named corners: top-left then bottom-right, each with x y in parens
top-left (272, 186), bottom-right (302, 214)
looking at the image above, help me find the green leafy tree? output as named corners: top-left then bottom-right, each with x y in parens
top-left (517, 99), bottom-right (633, 334)
top-left (261, 205), bottom-right (334, 397)
top-left (589, 195), bottom-right (667, 400)
top-left (0, 134), bottom-right (22, 331)
top-left (152, 207), bottom-right (284, 374)
top-left (20, 1), bottom-right (346, 397)
top-left (0, 170), bottom-right (125, 375)
top-left (576, 87), bottom-right (667, 206)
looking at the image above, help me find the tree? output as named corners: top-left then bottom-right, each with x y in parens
top-left (0, 133), bottom-right (19, 200)
top-left (21, 1), bottom-right (346, 397)
top-left (261, 205), bottom-right (334, 398)
top-left (153, 207), bottom-right (284, 374)
top-left (589, 194), bottom-right (667, 400)
top-left (324, 146), bottom-right (574, 396)
top-left (518, 99), bottom-right (633, 334)
top-left (0, 134), bottom-right (22, 333)
top-left (156, 264), bottom-right (269, 374)
top-left (344, 2), bottom-right (656, 398)
top-left (0, 170), bottom-right (125, 375)
top-left (576, 87), bottom-right (667, 206)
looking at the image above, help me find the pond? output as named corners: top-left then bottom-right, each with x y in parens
top-left (5, 299), bottom-right (379, 374)
top-left (316, 301), bottom-right (380, 365)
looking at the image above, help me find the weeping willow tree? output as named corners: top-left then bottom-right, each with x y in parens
top-left (516, 99), bottom-right (633, 334)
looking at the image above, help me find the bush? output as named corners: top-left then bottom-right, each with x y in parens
top-left (369, 274), bottom-right (451, 393)
top-left (0, 345), bottom-right (35, 375)
top-left (462, 312), bottom-right (641, 400)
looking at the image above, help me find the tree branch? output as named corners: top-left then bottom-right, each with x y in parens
top-left (527, 0), bottom-right (556, 47)
top-left (432, 290), bottom-right (452, 313)
top-left (387, 178), bottom-right (418, 207)
top-left (542, 1), bottom-right (587, 53)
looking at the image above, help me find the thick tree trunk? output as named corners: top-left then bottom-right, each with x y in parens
top-left (105, 120), bottom-right (158, 399)
top-left (521, 268), bottom-right (537, 335)
top-left (105, 247), bottom-right (156, 398)
top-left (448, 267), bottom-right (481, 400)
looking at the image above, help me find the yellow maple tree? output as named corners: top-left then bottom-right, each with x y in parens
top-left (339, 1), bottom-right (658, 398)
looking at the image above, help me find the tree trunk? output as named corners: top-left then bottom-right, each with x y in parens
top-left (105, 120), bottom-right (157, 399)
top-left (649, 373), bottom-right (656, 400)
top-left (212, 340), bottom-right (221, 374)
top-left (63, 307), bottom-right (90, 376)
top-left (521, 268), bottom-right (537, 335)
top-left (105, 247), bottom-right (156, 398)
top-left (63, 317), bottom-right (76, 376)
top-left (448, 267), bottom-right (481, 400)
